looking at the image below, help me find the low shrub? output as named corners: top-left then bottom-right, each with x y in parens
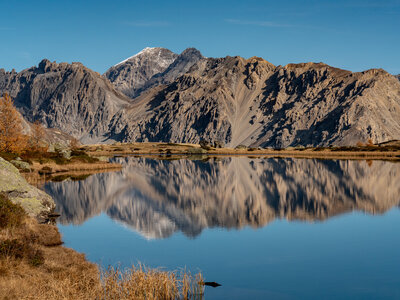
top-left (235, 145), bottom-right (247, 150)
top-left (0, 239), bottom-right (26, 259)
top-left (54, 156), bottom-right (69, 165)
top-left (186, 148), bottom-right (207, 154)
top-left (0, 194), bottom-right (26, 229)
top-left (70, 155), bottom-right (99, 163)
top-left (71, 150), bottom-right (86, 156)
top-left (39, 166), bottom-right (52, 175)
top-left (0, 152), bottom-right (18, 162)
top-left (27, 248), bottom-right (44, 267)
top-left (0, 238), bottom-right (44, 267)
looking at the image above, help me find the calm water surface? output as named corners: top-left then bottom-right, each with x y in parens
top-left (44, 157), bottom-right (400, 299)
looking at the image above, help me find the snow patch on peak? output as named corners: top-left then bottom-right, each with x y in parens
top-left (113, 47), bottom-right (165, 67)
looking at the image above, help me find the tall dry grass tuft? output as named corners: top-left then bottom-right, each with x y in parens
top-left (99, 264), bottom-right (204, 300)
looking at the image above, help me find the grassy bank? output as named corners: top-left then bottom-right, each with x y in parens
top-left (0, 194), bottom-right (204, 300)
top-left (1, 148), bottom-right (122, 178)
top-left (81, 141), bottom-right (400, 161)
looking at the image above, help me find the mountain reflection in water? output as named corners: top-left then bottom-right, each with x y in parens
top-left (44, 157), bottom-right (400, 239)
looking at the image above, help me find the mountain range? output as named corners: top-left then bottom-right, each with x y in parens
top-left (1, 47), bottom-right (400, 147)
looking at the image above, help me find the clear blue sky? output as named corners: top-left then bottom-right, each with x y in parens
top-left (1, 0), bottom-right (399, 74)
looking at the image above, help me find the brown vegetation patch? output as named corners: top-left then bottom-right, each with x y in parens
top-left (0, 194), bottom-right (204, 299)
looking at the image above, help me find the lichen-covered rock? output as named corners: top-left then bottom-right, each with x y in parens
top-left (0, 157), bottom-right (55, 222)
top-left (10, 160), bottom-right (31, 172)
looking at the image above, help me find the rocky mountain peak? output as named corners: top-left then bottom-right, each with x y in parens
top-left (104, 47), bottom-right (178, 98)
top-left (179, 47), bottom-right (203, 58)
top-left (38, 59), bottom-right (53, 72)
top-left (134, 47), bottom-right (205, 96)
top-left (113, 47), bottom-right (175, 67)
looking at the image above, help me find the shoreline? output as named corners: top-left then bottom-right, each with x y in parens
top-left (30, 161), bottom-right (122, 174)
top-left (81, 142), bottom-right (400, 161)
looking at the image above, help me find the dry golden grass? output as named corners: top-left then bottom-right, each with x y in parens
top-left (82, 142), bottom-right (400, 161)
top-left (30, 161), bottom-right (122, 174)
top-left (100, 265), bottom-right (204, 300)
top-left (23, 170), bottom-right (118, 187)
top-left (0, 195), bottom-right (204, 300)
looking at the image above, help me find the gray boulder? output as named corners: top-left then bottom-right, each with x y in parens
top-left (10, 160), bottom-right (31, 172)
top-left (0, 157), bottom-right (55, 223)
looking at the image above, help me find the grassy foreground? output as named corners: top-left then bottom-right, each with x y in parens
top-left (0, 194), bottom-right (204, 300)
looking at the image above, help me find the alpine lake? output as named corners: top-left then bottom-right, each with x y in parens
top-left (43, 156), bottom-right (400, 300)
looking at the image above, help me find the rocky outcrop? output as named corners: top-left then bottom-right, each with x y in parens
top-left (396, 74), bottom-right (400, 82)
top-left (0, 59), bottom-right (131, 143)
top-left (44, 157), bottom-right (400, 239)
top-left (0, 157), bottom-right (55, 222)
top-left (104, 47), bottom-right (178, 98)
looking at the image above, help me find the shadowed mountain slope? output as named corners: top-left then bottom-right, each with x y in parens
top-left (0, 59), bottom-right (131, 143)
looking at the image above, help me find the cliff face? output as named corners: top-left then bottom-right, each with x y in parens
top-left (44, 157), bottom-right (400, 239)
top-left (0, 59), bottom-right (131, 143)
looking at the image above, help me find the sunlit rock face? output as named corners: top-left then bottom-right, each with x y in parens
top-left (45, 157), bottom-right (400, 239)
top-left (104, 47), bottom-right (179, 98)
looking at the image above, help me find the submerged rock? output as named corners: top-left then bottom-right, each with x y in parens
top-left (0, 157), bottom-right (55, 223)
